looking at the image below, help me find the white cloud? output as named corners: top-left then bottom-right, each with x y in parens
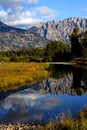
top-left (0, 9), bottom-right (42, 28)
top-left (7, 18), bottom-right (40, 27)
top-left (0, 0), bottom-right (37, 8)
top-left (83, 8), bottom-right (87, 12)
top-left (0, 0), bottom-right (57, 28)
top-left (0, 10), bottom-right (8, 19)
top-left (0, 0), bottom-right (23, 12)
top-left (36, 6), bottom-right (57, 19)
top-left (28, 0), bottom-right (38, 4)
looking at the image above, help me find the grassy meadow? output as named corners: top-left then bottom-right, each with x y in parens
top-left (0, 62), bottom-right (49, 91)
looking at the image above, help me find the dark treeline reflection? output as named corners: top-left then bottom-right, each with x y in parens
top-left (48, 64), bottom-right (72, 79)
top-left (72, 66), bottom-right (87, 95)
top-left (48, 64), bottom-right (87, 95)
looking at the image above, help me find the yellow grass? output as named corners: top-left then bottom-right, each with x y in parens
top-left (0, 62), bottom-right (49, 91)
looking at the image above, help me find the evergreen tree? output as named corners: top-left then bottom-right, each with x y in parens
top-left (45, 41), bottom-right (71, 61)
top-left (80, 30), bottom-right (87, 58)
top-left (69, 27), bottom-right (82, 58)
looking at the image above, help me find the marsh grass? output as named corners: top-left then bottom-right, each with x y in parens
top-left (0, 62), bottom-right (49, 91)
top-left (39, 108), bottom-right (87, 130)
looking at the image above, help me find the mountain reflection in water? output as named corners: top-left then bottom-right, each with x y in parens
top-left (0, 64), bottom-right (87, 124)
top-left (47, 64), bottom-right (87, 95)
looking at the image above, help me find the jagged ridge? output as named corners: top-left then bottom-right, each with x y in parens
top-left (29, 17), bottom-right (87, 43)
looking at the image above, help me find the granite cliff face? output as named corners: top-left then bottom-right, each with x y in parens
top-left (29, 17), bottom-right (87, 43)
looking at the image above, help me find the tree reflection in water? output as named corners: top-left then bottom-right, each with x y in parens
top-left (72, 66), bottom-right (87, 95)
top-left (48, 64), bottom-right (87, 95)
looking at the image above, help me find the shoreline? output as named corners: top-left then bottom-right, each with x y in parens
top-left (48, 62), bottom-right (72, 65)
top-left (0, 123), bottom-right (43, 130)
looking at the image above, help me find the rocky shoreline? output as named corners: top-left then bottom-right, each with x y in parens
top-left (0, 123), bottom-right (43, 130)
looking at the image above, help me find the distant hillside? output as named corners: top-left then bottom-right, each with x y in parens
top-left (0, 21), bottom-right (48, 50)
top-left (0, 21), bottom-right (25, 33)
top-left (29, 17), bottom-right (87, 43)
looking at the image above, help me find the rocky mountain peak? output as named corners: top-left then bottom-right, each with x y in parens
top-left (29, 17), bottom-right (87, 43)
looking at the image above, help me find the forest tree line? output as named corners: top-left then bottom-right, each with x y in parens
top-left (0, 27), bottom-right (87, 62)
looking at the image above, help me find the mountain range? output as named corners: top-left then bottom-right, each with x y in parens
top-left (0, 17), bottom-right (87, 50)
top-left (0, 21), bottom-right (48, 50)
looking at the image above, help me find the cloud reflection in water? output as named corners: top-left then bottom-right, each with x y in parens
top-left (0, 88), bottom-right (60, 124)
top-left (0, 88), bottom-right (87, 124)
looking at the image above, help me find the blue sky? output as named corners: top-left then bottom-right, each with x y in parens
top-left (0, 0), bottom-right (87, 28)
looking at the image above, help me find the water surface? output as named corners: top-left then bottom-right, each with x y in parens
top-left (0, 64), bottom-right (87, 124)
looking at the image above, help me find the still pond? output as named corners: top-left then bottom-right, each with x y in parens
top-left (0, 64), bottom-right (87, 124)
